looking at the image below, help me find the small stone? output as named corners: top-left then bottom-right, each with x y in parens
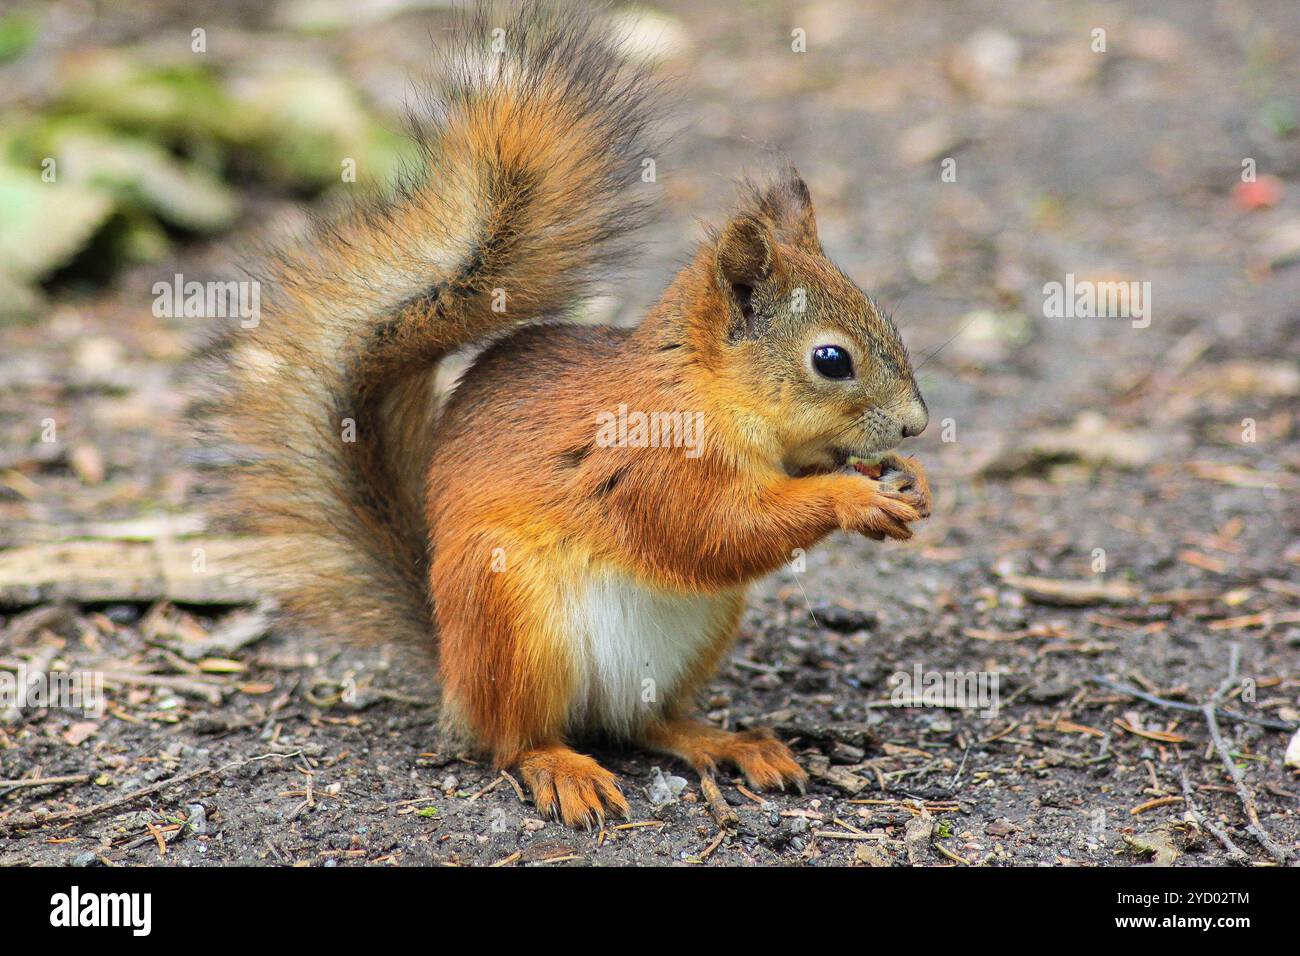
top-left (812, 604), bottom-right (877, 633)
top-left (854, 843), bottom-right (892, 866)
top-left (1028, 679), bottom-right (1074, 703)
top-left (646, 766), bottom-right (687, 807)
top-left (1284, 727), bottom-right (1300, 770)
top-left (104, 604), bottom-right (138, 625)
top-left (62, 721), bottom-right (98, 746)
top-left (927, 714), bottom-right (953, 734)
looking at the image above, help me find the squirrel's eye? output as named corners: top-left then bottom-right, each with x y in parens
top-left (812, 345), bottom-right (854, 380)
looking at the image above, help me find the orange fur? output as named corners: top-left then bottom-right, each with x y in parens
top-left (218, 4), bottom-right (932, 828)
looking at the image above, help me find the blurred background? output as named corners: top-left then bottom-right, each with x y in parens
top-left (0, 0), bottom-right (1296, 866)
top-left (2, 0), bottom-right (1297, 510)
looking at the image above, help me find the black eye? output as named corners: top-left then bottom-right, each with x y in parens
top-left (812, 345), bottom-right (854, 380)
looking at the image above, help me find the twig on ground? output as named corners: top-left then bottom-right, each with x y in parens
top-left (698, 828), bottom-right (727, 860)
top-left (1202, 702), bottom-right (1290, 864)
top-left (1094, 646), bottom-right (1290, 865)
top-left (264, 838), bottom-right (291, 864)
top-left (698, 771), bottom-right (738, 829)
top-left (1178, 764), bottom-right (1247, 864)
top-left (462, 773), bottom-right (504, 804)
top-left (1089, 676), bottom-right (1297, 732)
top-left (0, 750), bottom-right (303, 835)
top-left (812, 829), bottom-right (887, 841)
top-left (1198, 645), bottom-right (1290, 864)
top-left (949, 744), bottom-right (971, 790)
top-left (1129, 796), bottom-right (1183, 815)
top-left (499, 770), bottom-right (527, 803)
top-left (0, 767), bottom-right (208, 833)
top-left (0, 773), bottom-right (91, 793)
top-left (934, 842), bottom-right (974, 866)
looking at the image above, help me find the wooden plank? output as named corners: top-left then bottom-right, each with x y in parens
top-left (0, 537), bottom-right (265, 607)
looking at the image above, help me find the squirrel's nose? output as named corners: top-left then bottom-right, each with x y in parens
top-left (899, 400), bottom-right (929, 438)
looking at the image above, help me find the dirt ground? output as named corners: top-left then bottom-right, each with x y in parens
top-left (1, 0), bottom-right (1298, 867)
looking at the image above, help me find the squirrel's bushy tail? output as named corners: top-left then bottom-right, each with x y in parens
top-left (215, 2), bottom-right (662, 646)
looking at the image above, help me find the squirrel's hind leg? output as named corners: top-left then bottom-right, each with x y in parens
top-left (432, 537), bottom-right (629, 829)
top-left (518, 743), bottom-right (629, 829)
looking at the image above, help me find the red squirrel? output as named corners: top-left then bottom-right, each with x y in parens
top-left (216, 3), bottom-right (931, 828)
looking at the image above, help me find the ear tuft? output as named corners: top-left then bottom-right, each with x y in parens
top-left (754, 167), bottom-right (819, 253)
top-left (786, 168), bottom-right (812, 205)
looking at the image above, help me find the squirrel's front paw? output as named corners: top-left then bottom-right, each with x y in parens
top-left (835, 454), bottom-right (931, 540)
top-left (875, 453), bottom-right (931, 519)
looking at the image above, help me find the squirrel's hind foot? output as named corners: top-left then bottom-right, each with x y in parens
top-left (644, 719), bottom-right (809, 793)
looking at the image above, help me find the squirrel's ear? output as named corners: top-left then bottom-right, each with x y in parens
top-left (715, 215), bottom-right (778, 339)
top-left (717, 215), bottom-right (776, 285)
top-left (757, 168), bottom-right (820, 254)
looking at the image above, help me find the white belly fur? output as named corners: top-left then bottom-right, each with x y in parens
top-left (564, 568), bottom-right (740, 737)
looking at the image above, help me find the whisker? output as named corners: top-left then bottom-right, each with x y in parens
top-left (912, 313), bottom-right (980, 374)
